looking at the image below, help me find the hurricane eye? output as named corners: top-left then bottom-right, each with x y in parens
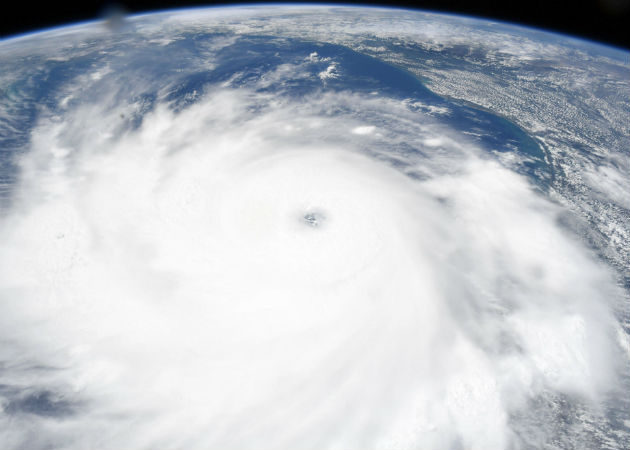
top-left (302, 211), bottom-right (325, 227)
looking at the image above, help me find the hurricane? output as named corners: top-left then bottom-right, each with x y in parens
top-left (0, 6), bottom-right (628, 450)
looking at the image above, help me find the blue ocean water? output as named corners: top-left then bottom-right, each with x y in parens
top-left (1, 31), bottom-right (551, 202)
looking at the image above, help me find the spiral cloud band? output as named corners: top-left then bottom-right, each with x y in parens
top-left (0, 10), bottom-right (628, 449)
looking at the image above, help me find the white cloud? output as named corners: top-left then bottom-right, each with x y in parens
top-left (318, 63), bottom-right (338, 81)
top-left (351, 125), bottom-right (375, 135)
top-left (423, 137), bottom-right (443, 147)
top-left (583, 162), bottom-right (630, 210)
top-left (0, 85), bottom-right (625, 450)
top-left (306, 51), bottom-right (330, 63)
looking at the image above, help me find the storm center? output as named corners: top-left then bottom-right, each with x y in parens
top-left (302, 210), bottom-right (326, 227)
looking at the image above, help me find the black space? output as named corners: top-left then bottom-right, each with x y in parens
top-left (0, 0), bottom-right (628, 49)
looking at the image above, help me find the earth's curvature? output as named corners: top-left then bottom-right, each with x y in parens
top-left (0, 5), bottom-right (628, 449)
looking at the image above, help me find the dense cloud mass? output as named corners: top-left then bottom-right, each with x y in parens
top-left (0, 7), bottom-right (628, 450)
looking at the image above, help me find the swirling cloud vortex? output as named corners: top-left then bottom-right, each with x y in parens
top-left (0, 80), bottom-right (625, 448)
